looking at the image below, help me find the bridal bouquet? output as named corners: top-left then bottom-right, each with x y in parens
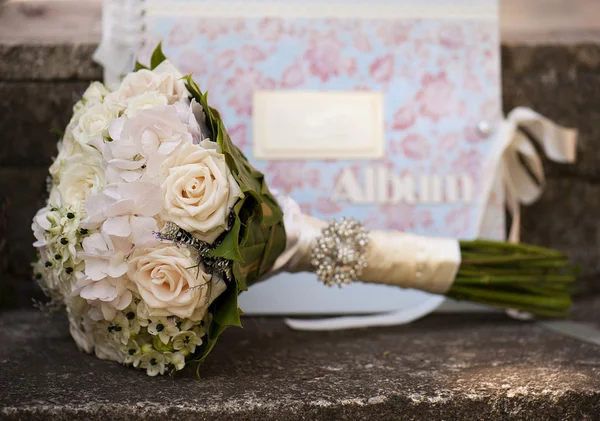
top-left (32, 46), bottom-right (577, 376)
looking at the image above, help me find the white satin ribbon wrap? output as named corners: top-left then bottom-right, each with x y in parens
top-left (271, 194), bottom-right (461, 330)
top-left (93, 0), bottom-right (143, 86)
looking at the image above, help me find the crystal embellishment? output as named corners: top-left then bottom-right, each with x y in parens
top-left (311, 217), bottom-right (370, 287)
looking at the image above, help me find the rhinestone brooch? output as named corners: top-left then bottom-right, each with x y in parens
top-left (311, 217), bottom-right (370, 287)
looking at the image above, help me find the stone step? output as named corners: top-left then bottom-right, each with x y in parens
top-left (1, 307), bottom-right (600, 420)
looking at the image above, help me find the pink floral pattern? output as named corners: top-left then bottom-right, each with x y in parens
top-left (228, 123), bottom-right (248, 151)
top-left (416, 72), bottom-right (458, 121)
top-left (315, 197), bottom-right (344, 215)
top-left (281, 63), bottom-right (305, 88)
top-left (225, 68), bottom-right (275, 116)
top-left (267, 162), bottom-right (320, 193)
top-left (177, 50), bottom-right (208, 77)
top-left (369, 55), bottom-right (395, 83)
top-left (167, 25), bottom-right (195, 47)
top-left (392, 134), bottom-right (431, 160)
top-left (366, 204), bottom-right (434, 231)
top-left (149, 15), bottom-right (502, 238)
top-left (391, 106), bottom-right (416, 131)
top-left (304, 30), bottom-right (345, 82)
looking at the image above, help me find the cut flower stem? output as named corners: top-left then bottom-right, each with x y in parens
top-left (448, 240), bottom-right (579, 318)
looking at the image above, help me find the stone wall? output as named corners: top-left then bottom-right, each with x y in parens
top-left (0, 43), bottom-right (599, 307)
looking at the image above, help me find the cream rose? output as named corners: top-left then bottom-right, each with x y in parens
top-left (72, 103), bottom-right (120, 146)
top-left (57, 152), bottom-right (106, 207)
top-left (124, 91), bottom-right (169, 118)
top-left (49, 127), bottom-right (98, 180)
top-left (127, 245), bottom-right (226, 320)
top-left (159, 141), bottom-right (243, 243)
top-left (73, 82), bottom-right (111, 114)
top-left (107, 60), bottom-right (189, 105)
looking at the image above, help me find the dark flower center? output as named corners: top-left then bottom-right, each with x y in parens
top-left (150, 358), bottom-right (157, 366)
top-left (156, 323), bottom-right (164, 332)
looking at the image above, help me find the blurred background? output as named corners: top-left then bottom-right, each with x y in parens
top-left (1, 0), bottom-right (599, 309)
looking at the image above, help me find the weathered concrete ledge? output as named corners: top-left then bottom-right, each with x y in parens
top-left (1, 307), bottom-right (600, 420)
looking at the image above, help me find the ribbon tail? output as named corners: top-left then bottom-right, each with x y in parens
top-left (285, 295), bottom-right (445, 331)
top-left (492, 108), bottom-right (577, 243)
top-left (93, 0), bottom-right (143, 86)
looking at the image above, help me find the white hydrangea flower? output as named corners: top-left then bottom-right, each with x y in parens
top-left (83, 182), bottom-right (163, 246)
top-left (172, 99), bottom-right (209, 145)
top-left (102, 105), bottom-right (194, 184)
top-left (75, 275), bottom-right (133, 321)
top-left (32, 206), bottom-right (51, 248)
top-left (79, 232), bottom-right (129, 281)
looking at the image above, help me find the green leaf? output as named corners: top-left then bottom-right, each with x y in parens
top-left (209, 200), bottom-right (244, 262)
top-left (50, 128), bottom-right (65, 137)
top-left (134, 61), bottom-right (149, 71)
top-left (150, 43), bottom-right (167, 69)
top-left (212, 284), bottom-right (242, 328)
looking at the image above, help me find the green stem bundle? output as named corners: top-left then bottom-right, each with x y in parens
top-left (448, 240), bottom-right (579, 318)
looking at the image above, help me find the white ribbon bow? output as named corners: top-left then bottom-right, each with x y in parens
top-left (484, 107), bottom-right (577, 243)
top-left (93, 0), bottom-right (143, 87)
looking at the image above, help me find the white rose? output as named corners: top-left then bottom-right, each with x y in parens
top-left (124, 91), bottom-right (169, 118)
top-left (127, 245), bottom-right (226, 320)
top-left (107, 60), bottom-right (189, 105)
top-left (57, 152), bottom-right (107, 207)
top-left (74, 82), bottom-right (111, 114)
top-left (159, 141), bottom-right (243, 243)
top-left (72, 103), bottom-right (120, 146)
top-left (49, 128), bottom-right (98, 180)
